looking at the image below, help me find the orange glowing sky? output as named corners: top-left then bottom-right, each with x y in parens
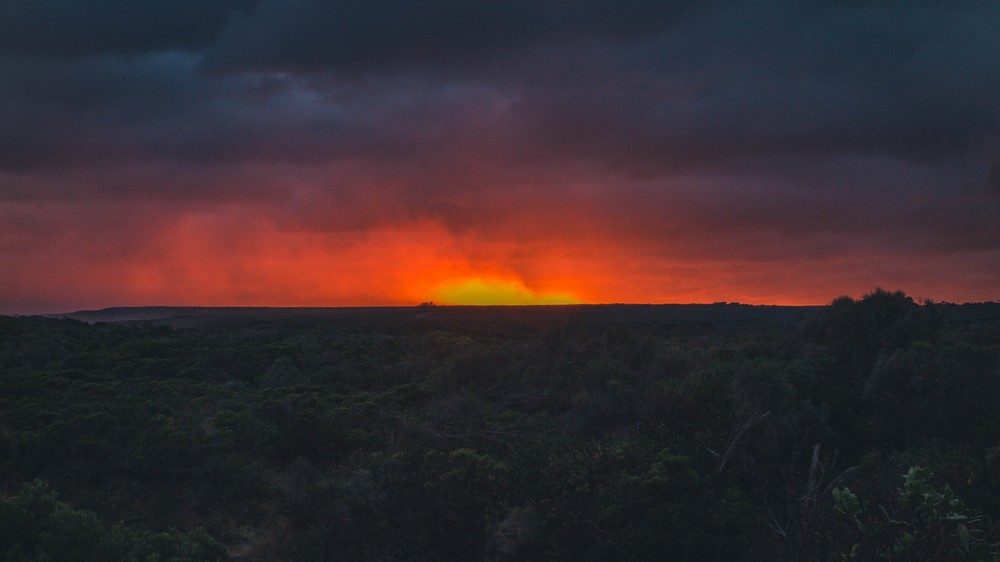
top-left (1, 2), bottom-right (999, 313)
top-left (2, 192), bottom-right (996, 313)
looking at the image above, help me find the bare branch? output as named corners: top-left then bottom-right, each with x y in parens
top-left (819, 465), bottom-right (861, 500)
top-left (803, 443), bottom-right (822, 502)
top-left (716, 411), bottom-right (771, 474)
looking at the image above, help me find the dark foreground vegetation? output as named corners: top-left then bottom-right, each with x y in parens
top-left (2, 290), bottom-right (999, 560)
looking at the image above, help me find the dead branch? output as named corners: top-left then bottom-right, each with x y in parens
top-left (716, 410), bottom-right (771, 474)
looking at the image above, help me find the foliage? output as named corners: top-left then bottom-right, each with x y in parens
top-left (0, 480), bottom-right (226, 561)
top-left (0, 292), bottom-right (998, 559)
top-left (831, 466), bottom-right (996, 560)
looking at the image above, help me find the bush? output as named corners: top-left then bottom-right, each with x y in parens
top-left (0, 480), bottom-right (227, 562)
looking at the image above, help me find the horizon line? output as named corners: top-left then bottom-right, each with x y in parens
top-left (9, 298), bottom-right (993, 318)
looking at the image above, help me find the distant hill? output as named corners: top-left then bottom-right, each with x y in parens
top-left (44, 301), bottom-right (997, 334)
top-left (47, 306), bottom-right (220, 323)
top-left (43, 303), bottom-right (827, 333)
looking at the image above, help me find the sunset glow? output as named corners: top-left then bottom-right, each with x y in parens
top-left (433, 277), bottom-right (580, 305)
top-left (0, 2), bottom-right (998, 314)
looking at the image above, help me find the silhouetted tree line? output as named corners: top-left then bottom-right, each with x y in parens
top-left (0, 289), bottom-right (998, 560)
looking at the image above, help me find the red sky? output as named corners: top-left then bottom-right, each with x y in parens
top-left (1, 1), bottom-right (999, 313)
top-left (2, 177), bottom-right (995, 313)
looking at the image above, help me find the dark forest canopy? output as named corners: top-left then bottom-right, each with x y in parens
top-left (1, 290), bottom-right (999, 560)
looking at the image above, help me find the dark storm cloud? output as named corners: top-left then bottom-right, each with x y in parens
top-left (208, 0), bottom-right (1000, 183)
top-left (0, 54), bottom-right (473, 174)
top-left (0, 0), bottom-right (258, 56)
top-left (3, 0), bottom-right (998, 176)
top-left (502, 0), bottom-right (1000, 175)
top-left (202, 0), bottom-right (693, 73)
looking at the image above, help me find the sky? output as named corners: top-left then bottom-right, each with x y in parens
top-left (1, 0), bottom-right (998, 313)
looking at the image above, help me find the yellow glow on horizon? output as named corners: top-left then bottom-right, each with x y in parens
top-left (433, 277), bottom-right (580, 305)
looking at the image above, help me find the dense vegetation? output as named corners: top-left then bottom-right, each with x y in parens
top-left (1, 290), bottom-right (999, 560)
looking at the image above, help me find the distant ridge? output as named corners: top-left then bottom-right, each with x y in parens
top-left (49, 306), bottom-right (214, 323)
top-left (46, 306), bottom-right (397, 324)
top-left (32, 301), bottom-right (997, 340)
top-left (37, 300), bottom-right (997, 333)
top-left (42, 303), bottom-right (830, 329)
